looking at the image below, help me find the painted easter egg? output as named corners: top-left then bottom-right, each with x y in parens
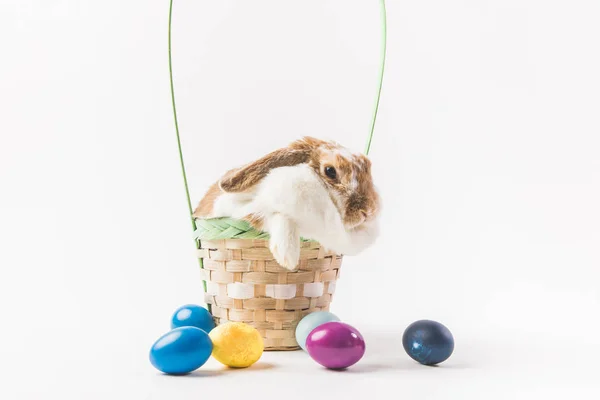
top-left (306, 322), bottom-right (366, 369)
top-left (295, 311), bottom-right (340, 351)
top-left (170, 304), bottom-right (215, 333)
top-left (209, 322), bottom-right (264, 368)
top-left (402, 320), bottom-right (454, 365)
top-left (149, 327), bottom-right (213, 374)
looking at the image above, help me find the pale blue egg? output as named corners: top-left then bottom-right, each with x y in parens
top-left (149, 327), bottom-right (213, 374)
top-left (295, 311), bottom-right (340, 351)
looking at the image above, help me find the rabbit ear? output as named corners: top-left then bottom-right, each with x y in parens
top-left (219, 139), bottom-right (320, 193)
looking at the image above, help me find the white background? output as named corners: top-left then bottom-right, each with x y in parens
top-left (1, 0), bottom-right (599, 399)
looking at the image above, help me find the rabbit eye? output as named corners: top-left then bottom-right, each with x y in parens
top-left (325, 166), bottom-right (337, 179)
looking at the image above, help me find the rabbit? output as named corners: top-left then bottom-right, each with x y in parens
top-left (193, 136), bottom-right (381, 270)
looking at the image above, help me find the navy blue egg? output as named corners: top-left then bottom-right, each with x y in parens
top-left (149, 327), bottom-right (213, 374)
top-left (170, 304), bottom-right (215, 333)
top-left (402, 320), bottom-right (454, 365)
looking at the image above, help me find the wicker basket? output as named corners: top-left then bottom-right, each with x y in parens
top-left (194, 218), bottom-right (342, 350)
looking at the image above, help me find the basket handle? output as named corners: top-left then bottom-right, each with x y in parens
top-left (168, 0), bottom-right (387, 227)
top-left (365, 0), bottom-right (387, 156)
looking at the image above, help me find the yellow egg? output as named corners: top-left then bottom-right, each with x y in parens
top-left (209, 322), bottom-right (264, 368)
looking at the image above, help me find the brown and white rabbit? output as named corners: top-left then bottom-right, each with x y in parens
top-left (193, 137), bottom-right (380, 270)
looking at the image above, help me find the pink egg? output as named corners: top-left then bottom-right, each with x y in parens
top-left (306, 322), bottom-right (365, 369)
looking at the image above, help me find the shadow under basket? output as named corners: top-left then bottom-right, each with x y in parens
top-left (194, 218), bottom-right (342, 351)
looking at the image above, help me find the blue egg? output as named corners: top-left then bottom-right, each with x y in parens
top-left (149, 327), bottom-right (213, 374)
top-left (402, 320), bottom-right (454, 365)
top-left (295, 311), bottom-right (340, 351)
top-left (171, 304), bottom-right (215, 333)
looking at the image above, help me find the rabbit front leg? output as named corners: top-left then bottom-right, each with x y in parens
top-left (265, 213), bottom-right (300, 271)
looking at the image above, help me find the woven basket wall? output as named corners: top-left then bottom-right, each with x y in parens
top-left (194, 218), bottom-right (342, 351)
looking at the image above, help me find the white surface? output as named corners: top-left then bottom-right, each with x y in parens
top-left (1, 0), bottom-right (600, 399)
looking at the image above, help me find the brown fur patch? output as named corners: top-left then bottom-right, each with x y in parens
top-left (192, 182), bottom-right (221, 218)
top-left (219, 145), bottom-right (313, 193)
top-left (344, 154), bottom-right (379, 227)
top-left (334, 154), bottom-right (354, 184)
top-left (242, 213), bottom-right (264, 231)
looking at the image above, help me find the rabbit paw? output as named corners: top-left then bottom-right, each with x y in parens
top-left (270, 236), bottom-right (300, 271)
top-left (267, 214), bottom-right (300, 271)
